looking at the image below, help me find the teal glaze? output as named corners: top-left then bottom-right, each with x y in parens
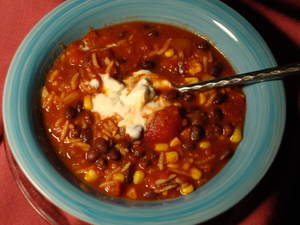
top-left (3, 0), bottom-right (286, 224)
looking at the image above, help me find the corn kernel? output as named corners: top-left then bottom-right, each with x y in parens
top-left (113, 173), bottom-right (125, 183)
top-left (84, 169), bottom-right (98, 182)
top-left (127, 188), bottom-right (137, 199)
top-left (164, 48), bottom-right (175, 57)
top-left (185, 77), bottom-right (200, 84)
top-left (84, 95), bottom-right (93, 110)
top-left (166, 151), bottom-right (179, 163)
top-left (199, 141), bottom-right (211, 149)
top-left (170, 137), bottom-right (182, 147)
top-left (182, 162), bottom-right (191, 171)
top-left (190, 167), bottom-right (202, 180)
top-left (133, 170), bottom-right (145, 184)
top-left (155, 143), bottom-right (169, 151)
top-left (181, 184), bottom-right (194, 195)
top-left (188, 62), bottom-right (202, 74)
top-left (230, 127), bottom-right (242, 143)
top-left (199, 93), bottom-right (206, 105)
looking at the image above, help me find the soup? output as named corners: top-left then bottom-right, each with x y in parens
top-left (41, 21), bottom-right (245, 200)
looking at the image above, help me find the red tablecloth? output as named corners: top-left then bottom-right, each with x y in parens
top-left (1, 0), bottom-right (299, 224)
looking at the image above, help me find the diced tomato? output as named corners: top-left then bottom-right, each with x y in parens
top-left (103, 181), bottom-right (122, 197)
top-left (144, 105), bottom-right (183, 143)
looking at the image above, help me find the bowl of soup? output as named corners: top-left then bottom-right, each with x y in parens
top-left (3, 0), bottom-right (286, 224)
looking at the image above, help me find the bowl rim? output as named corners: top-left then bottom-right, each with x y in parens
top-left (3, 0), bottom-right (286, 224)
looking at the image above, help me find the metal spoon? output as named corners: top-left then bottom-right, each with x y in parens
top-left (175, 62), bottom-right (300, 92)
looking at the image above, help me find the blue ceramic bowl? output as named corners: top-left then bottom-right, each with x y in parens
top-left (3, 0), bottom-right (286, 224)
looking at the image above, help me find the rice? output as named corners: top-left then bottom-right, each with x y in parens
top-left (70, 72), bottom-right (80, 90)
top-left (158, 152), bottom-right (164, 170)
top-left (154, 184), bottom-right (177, 193)
top-left (59, 120), bottom-right (69, 142)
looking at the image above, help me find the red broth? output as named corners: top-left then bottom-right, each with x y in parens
top-left (41, 21), bottom-right (246, 200)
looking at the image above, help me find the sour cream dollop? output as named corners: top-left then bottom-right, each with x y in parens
top-left (92, 70), bottom-right (171, 139)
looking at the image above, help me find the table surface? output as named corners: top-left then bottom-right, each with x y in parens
top-left (1, 0), bottom-right (299, 224)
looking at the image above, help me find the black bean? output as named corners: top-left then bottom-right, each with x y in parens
top-left (190, 125), bottom-right (205, 142)
top-left (93, 138), bottom-right (110, 154)
top-left (182, 92), bottom-right (195, 101)
top-left (219, 149), bottom-right (234, 161)
top-left (124, 166), bottom-right (134, 184)
top-left (212, 124), bottom-right (223, 136)
top-left (69, 126), bottom-right (81, 139)
top-left (140, 60), bottom-right (155, 70)
top-left (163, 89), bottom-right (179, 102)
top-left (81, 128), bottom-right (93, 143)
top-left (209, 108), bottom-right (223, 121)
top-left (76, 100), bottom-right (84, 113)
top-left (86, 150), bottom-right (101, 163)
top-left (148, 29), bottom-right (159, 37)
top-left (209, 61), bottom-right (223, 77)
top-left (190, 111), bottom-right (208, 126)
top-left (195, 41), bottom-right (210, 51)
top-left (65, 106), bottom-right (77, 119)
top-left (107, 148), bottom-right (122, 161)
top-left (206, 124), bottom-right (222, 140)
top-left (223, 122), bottom-right (234, 137)
top-left (213, 93), bottom-right (227, 105)
top-left (182, 142), bottom-right (196, 150)
top-left (95, 157), bottom-right (108, 170)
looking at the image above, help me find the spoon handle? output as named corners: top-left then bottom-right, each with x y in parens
top-left (176, 62), bottom-right (300, 92)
